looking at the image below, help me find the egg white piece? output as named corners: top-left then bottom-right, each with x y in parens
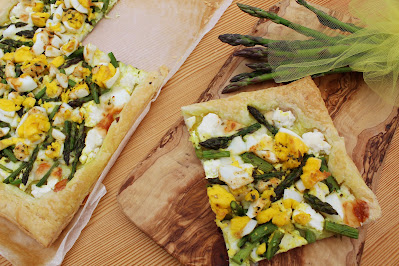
top-left (105, 68), bottom-right (120, 88)
top-left (71, 0), bottom-right (89, 13)
top-left (278, 127), bottom-right (303, 141)
top-left (184, 116), bottom-right (196, 131)
top-left (197, 113), bottom-right (225, 141)
top-left (52, 128), bottom-right (66, 141)
top-left (50, 35), bottom-right (64, 49)
top-left (32, 32), bottom-right (49, 55)
top-left (7, 75), bottom-right (38, 92)
top-left (308, 182), bottom-right (329, 202)
top-left (202, 159), bottom-right (221, 179)
top-left (83, 43), bottom-right (97, 65)
top-left (295, 179), bottom-right (306, 192)
top-left (31, 178), bottom-right (59, 198)
top-left (219, 164), bottom-right (254, 190)
top-left (293, 203), bottom-right (325, 231)
top-left (272, 108), bottom-right (296, 129)
top-left (45, 46), bottom-right (62, 57)
top-left (5, 62), bottom-right (16, 78)
top-left (80, 127), bottom-right (106, 164)
top-left (52, 4), bottom-right (64, 23)
top-left (325, 192), bottom-right (344, 219)
top-left (227, 136), bottom-right (247, 155)
top-left (2, 25), bottom-right (17, 38)
top-left (56, 73), bottom-right (68, 89)
top-left (242, 219), bottom-right (258, 237)
top-left (283, 187), bottom-right (303, 202)
top-left (302, 130), bottom-right (331, 156)
top-left (0, 127), bottom-right (10, 138)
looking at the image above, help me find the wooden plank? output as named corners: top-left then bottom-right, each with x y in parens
top-left (117, 0), bottom-right (397, 265)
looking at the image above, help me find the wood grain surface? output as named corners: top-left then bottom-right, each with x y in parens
top-left (1, 0), bottom-right (399, 265)
top-left (117, 0), bottom-right (397, 265)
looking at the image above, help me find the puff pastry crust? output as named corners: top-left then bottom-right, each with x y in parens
top-left (181, 76), bottom-right (381, 223)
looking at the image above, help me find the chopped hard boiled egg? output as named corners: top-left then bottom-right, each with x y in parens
top-left (279, 230), bottom-right (307, 252)
top-left (302, 130), bottom-right (331, 156)
top-left (219, 164), bottom-right (254, 190)
top-left (293, 203), bottom-right (324, 231)
top-left (7, 75), bottom-right (38, 92)
top-left (196, 113), bottom-right (224, 141)
top-left (203, 159), bottom-right (221, 179)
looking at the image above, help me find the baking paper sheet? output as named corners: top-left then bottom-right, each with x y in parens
top-left (0, 0), bottom-right (232, 264)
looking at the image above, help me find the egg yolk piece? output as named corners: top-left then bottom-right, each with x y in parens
top-left (31, 12), bottom-right (50, 27)
top-left (207, 184), bottom-right (235, 220)
top-left (14, 46), bottom-right (34, 64)
top-left (62, 10), bottom-right (85, 30)
top-left (17, 113), bottom-right (50, 142)
top-left (274, 132), bottom-right (308, 168)
top-left (0, 99), bottom-right (20, 111)
top-left (300, 157), bottom-right (330, 189)
top-left (92, 64), bottom-right (116, 88)
top-left (230, 216), bottom-right (251, 238)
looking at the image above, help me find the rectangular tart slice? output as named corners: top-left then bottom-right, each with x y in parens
top-left (181, 77), bottom-right (380, 264)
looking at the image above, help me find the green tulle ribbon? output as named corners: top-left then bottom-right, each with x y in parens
top-left (269, 0), bottom-right (399, 105)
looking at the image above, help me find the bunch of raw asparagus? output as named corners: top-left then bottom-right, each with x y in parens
top-left (219, 0), bottom-right (362, 93)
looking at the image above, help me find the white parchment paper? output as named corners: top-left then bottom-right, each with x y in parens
top-left (0, 0), bottom-right (232, 265)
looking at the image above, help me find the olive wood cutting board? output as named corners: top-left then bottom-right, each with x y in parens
top-left (117, 0), bottom-right (398, 265)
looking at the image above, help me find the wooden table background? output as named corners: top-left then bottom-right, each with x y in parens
top-left (1, 0), bottom-right (398, 265)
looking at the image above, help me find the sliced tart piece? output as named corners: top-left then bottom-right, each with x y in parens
top-left (181, 77), bottom-right (380, 264)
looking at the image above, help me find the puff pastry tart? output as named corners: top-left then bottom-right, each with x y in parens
top-left (181, 77), bottom-right (380, 264)
top-left (0, 0), bottom-right (167, 247)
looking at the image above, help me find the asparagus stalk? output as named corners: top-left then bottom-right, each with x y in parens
top-left (241, 152), bottom-right (274, 173)
top-left (68, 95), bottom-right (94, 108)
top-left (305, 229), bottom-right (316, 243)
top-left (233, 47), bottom-right (268, 59)
top-left (222, 66), bottom-right (354, 94)
top-left (231, 242), bottom-right (257, 265)
top-left (219, 34), bottom-right (274, 47)
top-left (248, 222), bottom-right (277, 243)
top-left (199, 123), bottom-right (261, 149)
top-left (320, 157), bottom-right (340, 192)
top-left (253, 171), bottom-right (285, 180)
top-left (63, 121), bottom-right (72, 165)
top-left (222, 71), bottom-right (282, 94)
top-left (272, 155), bottom-right (311, 202)
top-left (266, 230), bottom-right (285, 260)
top-left (237, 235), bottom-right (249, 248)
top-left (197, 150), bottom-right (231, 159)
top-left (296, 0), bottom-right (363, 33)
top-left (246, 62), bottom-right (273, 72)
top-left (68, 123), bottom-right (86, 180)
top-left (231, 201), bottom-right (246, 216)
top-left (3, 162), bottom-right (27, 184)
top-left (34, 87), bottom-right (47, 99)
top-left (36, 161), bottom-right (60, 187)
top-left (247, 105), bottom-right (278, 135)
top-left (48, 104), bottom-right (61, 120)
top-left (230, 71), bottom-right (268, 82)
top-left (21, 145), bottom-right (40, 185)
top-left (3, 148), bottom-right (17, 163)
top-left (0, 164), bottom-right (12, 173)
top-left (304, 193), bottom-right (338, 215)
top-left (70, 122), bottom-right (77, 151)
top-left (237, 3), bottom-right (340, 42)
top-left (324, 220), bottom-right (359, 239)
top-left (108, 52), bottom-right (119, 68)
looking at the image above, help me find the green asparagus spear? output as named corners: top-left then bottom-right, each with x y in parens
top-left (237, 235), bottom-right (249, 248)
top-left (237, 3), bottom-right (340, 42)
top-left (196, 149), bottom-right (230, 159)
top-left (102, 0), bottom-right (110, 12)
top-left (248, 222), bottom-right (277, 243)
top-left (231, 242), bottom-right (257, 264)
top-left (68, 95), bottom-right (94, 108)
top-left (70, 122), bottom-right (77, 151)
top-left (199, 123), bottom-right (261, 149)
top-left (303, 193), bottom-right (338, 215)
top-left (247, 105), bottom-right (278, 135)
top-left (246, 62), bottom-right (273, 72)
top-left (63, 121), bottom-right (72, 165)
top-left (296, 0), bottom-right (363, 33)
top-left (48, 104), bottom-right (61, 121)
top-left (324, 220), bottom-right (359, 239)
top-left (3, 162), bottom-right (27, 184)
top-left (68, 123), bottom-right (86, 180)
top-left (9, 179), bottom-right (22, 186)
top-left (320, 157), bottom-right (340, 192)
top-left (305, 229), bottom-right (316, 243)
top-left (219, 34), bottom-right (274, 47)
top-left (21, 145), bottom-right (40, 185)
top-left (36, 161), bottom-right (60, 187)
top-left (266, 230), bottom-right (284, 260)
top-left (108, 52), bottom-right (119, 68)
top-left (222, 72), bottom-right (282, 94)
top-left (3, 148), bottom-right (17, 163)
top-left (68, 79), bottom-right (76, 87)
top-left (67, 46), bottom-right (84, 59)
top-left (90, 80), bottom-right (100, 104)
top-left (230, 71), bottom-right (268, 82)
top-left (272, 155), bottom-right (310, 202)
top-left (0, 164), bottom-right (12, 173)
top-left (241, 152), bottom-right (274, 173)
top-left (231, 201), bottom-right (246, 216)
top-left (253, 171), bottom-right (285, 180)
top-left (233, 46), bottom-right (268, 59)
top-left (34, 87), bottom-right (47, 99)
